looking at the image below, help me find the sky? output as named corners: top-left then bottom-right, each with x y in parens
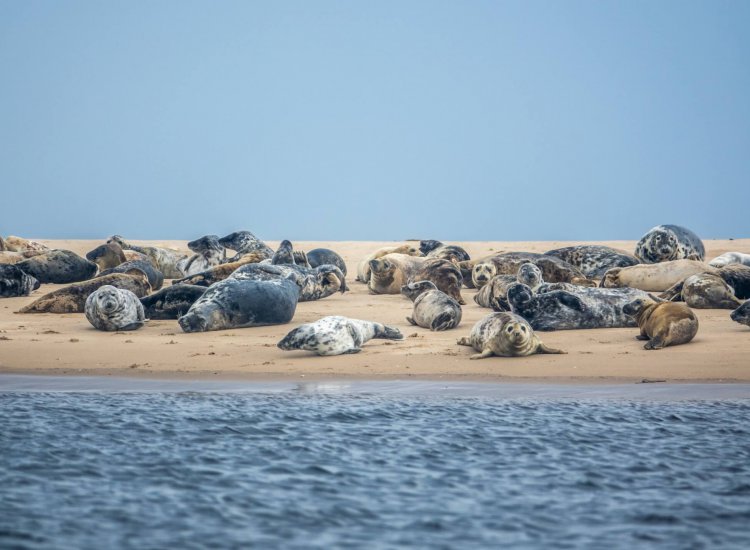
top-left (1, 1), bottom-right (748, 242)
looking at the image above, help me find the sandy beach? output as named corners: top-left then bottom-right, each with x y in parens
top-left (1, 238), bottom-right (748, 383)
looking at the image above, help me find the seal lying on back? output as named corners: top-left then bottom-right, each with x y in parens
top-left (419, 240), bottom-right (471, 264)
top-left (219, 231), bottom-right (275, 262)
top-left (178, 277), bottom-right (299, 333)
top-left (544, 245), bottom-right (639, 279)
top-left (85, 286), bottom-right (147, 331)
top-left (0, 265), bottom-right (40, 297)
top-left (457, 312), bottom-right (565, 359)
top-left (368, 254), bottom-right (465, 304)
top-left (659, 273), bottom-right (743, 309)
top-left (16, 250), bottom-right (98, 284)
top-left (107, 236), bottom-right (187, 279)
top-left (19, 271), bottom-right (151, 313)
top-left (98, 260), bottom-right (164, 291)
top-left (730, 301), bottom-right (750, 328)
top-left (635, 225), bottom-right (705, 263)
top-left (140, 284), bottom-right (206, 320)
top-left (709, 252), bottom-right (750, 268)
top-left (401, 281), bottom-right (462, 331)
top-left (278, 316), bottom-right (403, 355)
top-left (356, 244), bottom-right (422, 283)
top-left (179, 235), bottom-right (225, 277)
top-left (231, 263), bottom-right (346, 301)
top-left (170, 252), bottom-right (266, 286)
top-left (623, 297), bottom-right (699, 350)
top-left (601, 260), bottom-right (713, 292)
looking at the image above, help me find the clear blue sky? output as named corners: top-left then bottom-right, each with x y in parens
top-left (1, 1), bottom-right (748, 241)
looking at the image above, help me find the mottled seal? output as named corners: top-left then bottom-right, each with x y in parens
top-left (85, 286), bottom-right (147, 332)
top-left (179, 235), bottom-right (225, 277)
top-left (140, 285), bottom-right (206, 320)
top-left (16, 250), bottom-right (98, 284)
top-left (544, 245), bottom-right (639, 279)
top-left (3, 236), bottom-right (50, 253)
top-left (717, 264), bottom-right (750, 299)
top-left (401, 281), bottom-right (462, 331)
top-left (270, 240), bottom-right (296, 265)
top-left (0, 265), bottom-right (40, 297)
top-left (419, 240), bottom-right (471, 264)
top-left (170, 252), bottom-right (266, 287)
top-left (457, 312), bottom-right (565, 359)
top-left (516, 263), bottom-right (544, 291)
top-left (230, 263), bottom-right (346, 302)
top-left (278, 316), bottom-right (403, 355)
top-left (730, 301), bottom-right (750, 328)
top-left (219, 230), bottom-right (275, 262)
top-left (635, 225), bottom-right (705, 263)
top-left (468, 253), bottom-right (590, 289)
top-left (473, 275), bottom-right (518, 310)
top-left (19, 271), bottom-right (151, 314)
top-left (98, 260), bottom-right (164, 291)
top-left (86, 242), bottom-right (127, 270)
top-left (178, 277), bottom-right (299, 333)
top-left (368, 254), bottom-right (465, 304)
top-left (356, 244), bottom-right (422, 283)
top-left (107, 236), bottom-right (187, 279)
top-left (709, 252), bottom-right (750, 268)
top-left (601, 260), bottom-right (714, 292)
top-left (306, 248), bottom-right (348, 275)
top-left (659, 273), bottom-right (743, 309)
top-left (623, 297), bottom-right (699, 350)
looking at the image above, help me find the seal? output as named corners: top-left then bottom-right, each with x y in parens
top-left (19, 271), bottom-right (151, 314)
top-left (140, 284), bottom-right (207, 320)
top-left (179, 235), bottom-right (225, 277)
top-left (600, 260), bottom-right (714, 292)
top-left (270, 240), bottom-right (296, 265)
top-left (457, 312), bottom-right (565, 359)
top-left (659, 273), bottom-right (743, 309)
top-left (306, 248), bottom-right (348, 275)
top-left (516, 262), bottom-right (544, 291)
top-left (86, 242), bottom-right (128, 270)
top-left (623, 297), bottom-right (699, 350)
top-left (717, 264), bottom-right (750, 299)
top-left (544, 245), bottom-right (639, 279)
top-left (0, 236), bottom-right (5, 252)
top-left (15, 250), bottom-right (98, 284)
top-left (507, 282), bottom-right (649, 330)
top-left (3, 236), bottom-right (50, 253)
top-left (368, 254), bottom-right (465, 304)
top-left (170, 252), bottom-right (266, 287)
top-left (107, 236), bottom-right (188, 279)
top-left (356, 244), bottom-right (422, 283)
top-left (98, 260), bottom-right (164, 291)
top-left (473, 275), bottom-right (518, 310)
top-left (709, 252), bottom-right (750, 268)
top-left (230, 263), bottom-right (346, 302)
top-left (278, 316), bottom-right (403, 355)
top-left (0, 265), bottom-right (40, 297)
top-left (85, 286), bottom-right (147, 332)
top-left (401, 280), bottom-right (462, 331)
top-left (467, 253), bottom-right (591, 289)
top-left (635, 225), bottom-right (705, 263)
top-left (178, 277), bottom-right (299, 333)
top-left (730, 301), bottom-right (750, 328)
top-left (218, 230), bottom-right (275, 262)
top-left (419, 240), bottom-right (471, 264)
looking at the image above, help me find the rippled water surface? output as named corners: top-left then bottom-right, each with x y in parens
top-left (2, 387), bottom-right (750, 548)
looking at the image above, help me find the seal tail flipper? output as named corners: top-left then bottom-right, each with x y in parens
top-left (430, 312), bottom-right (457, 331)
top-left (470, 349), bottom-right (494, 360)
top-left (374, 324), bottom-right (403, 340)
top-left (120, 321), bottom-right (144, 331)
top-left (342, 347), bottom-right (362, 354)
top-left (537, 343), bottom-right (566, 355)
top-left (406, 316), bottom-right (417, 326)
top-left (659, 281), bottom-right (684, 302)
top-left (457, 337), bottom-right (471, 347)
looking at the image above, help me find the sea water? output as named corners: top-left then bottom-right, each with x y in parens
top-left (1, 378), bottom-right (749, 549)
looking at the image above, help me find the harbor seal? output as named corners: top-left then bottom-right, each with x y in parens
top-left (601, 260), bottom-right (714, 292)
top-left (368, 254), bottom-right (465, 304)
top-left (85, 286), bottom-right (147, 331)
top-left (0, 265), bottom-right (40, 297)
top-left (15, 250), bottom-right (98, 284)
top-left (635, 225), bottom-right (705, 263)
top-left (230, 263), bottom-right (346, 301)
top-left (468, 253), bottom-right (591, 289)
top-left (730, 301), bottom-right (750, 328)
top-left (178, 277), bottom-right (299, 333)
top-left (107, 236), bottom-right (187, 279)
top-left (278, 316), bottom-right (403, 355)
top-left (473, 275), bottom-right (518, 310)
top-left (659, 273), bottom-right (743, 309)
top-left (401, 281), bottom-right (462, 331)
top-left (170, 252), bottom-right (266, 287)
top-left (457, 312), bottom-right (565, 359)
top-left (544, 245), bottom-right (639, 279)
top-left (306, 248), bottom-right (348, 275)
top-left (356, 244), bottom-right (422, 283)
top-left (419, 240), bottom-right (471, 264)
top-left (97, 260), bottom-right (164, 291)
top-left (709, 252), bottom-right (750, 268)
top-left (179, 235), bottom-right (225, 277)
top-left (140, 284), bottom-right (206, 320)
top-left (86, 242), bottom-right (127, 270)
top-left (623, 297), bottom-right (699, 350)
top-left (218, 230), bottom-right (275, 262)
top-left (19, 271), bottom-right (151, 314)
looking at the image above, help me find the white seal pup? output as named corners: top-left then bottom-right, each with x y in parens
top-left (544, 245), bottom-right (639, 279)
top-left (623, 297), bottom-right (699, 350)
top-left (0, 265), bottom-right (40, 297)
top-left (356, 244), bottom-right (422, 283)
top-left (107, 236), bottom-right (188, 279)
top-left (85, 285), bottom-right (146, 331)
top-left (457, 312), bottom-right (565, 359)
top-left (634, 225), bottom-right (705, 263)
top-left (601, 260), bottom-right (715, 292)
top-left (277, 316), bottom-right (403, 355)
top-left (179, 235), bottom-right (225, 277)
top-left (709, 252), bottom-right (750, 268)
top-left (401, 281), bottom-right (462, 331)
top-left (730, 301), bottom-right (750, 328)
top-left (219, 230), bottom-right (275, 262)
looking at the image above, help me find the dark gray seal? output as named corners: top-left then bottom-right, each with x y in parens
top-left (457, 312), bottom-right (565, 359)
top-left (98, 260), bottom-right (164, 291)
top-left (401, 281), bottom-right (462, 331)
top-left (278, 316), bottom-right (403, 355)
top-left (85, 286), bottom-right (146, 331)
top-left (230, 263), bottom-right (346, 301)
top-left (140, 285), bottom-right (206, 320)
top-left (219, 230), bottom-right (275, 262)
top-left (178, 277), bottom-right (299, 333)
top-left (635, 225), bottom-right (705, 263)
top-left (544, 245), bottom-right (639, 279)
top-left (419, 240), bottom-right (471, 264)
top-left (0, 265), bottom-right (40, 297)
top-left (180, 235), bottom-right (225, 276)
top-left (730, 301), bottom-right (750, 328)
top-left (16, 250), bottom-right (97, 284)
top-left (306, 248), bottom-right (348, 276)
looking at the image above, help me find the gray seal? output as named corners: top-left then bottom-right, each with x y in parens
top-left (278, 316), bottom-right (403, 355)
top-left (98, 260), bottom-right (164, 291)
top-left (0, 265), bottom-right (40, 297)
top-left (635, 225), bottom-right (705, 263)
top-left (16, 250), bottom-right (98, 284)
top-left (419, 240), bottom-right (471, 264)
top-left (465, 252), bottom-right (591, 289)
top-left (306, 248), bottom-right (348, 276)
top-left (180, 235), bottom-right (225, 276)
top-left (623, 297), bottom-right (699, 350)
top-left (178, 277), bottom-right (299, 333)
top-left (544, 245), bottom-right (639, 279)
top-left (85, 285), bottom-right (146, 331)
top-left (516, 262), bottom-right (543, 291)
top-left (107, 236), bottom-right (187, 279)
top-left (659, 273), bottom-right (743, 309)
top-left (140, 284), bottom-right (207, 320)
top-left (457, 312), bottom-right (565, 359)
top-left (401, 281), bottom-right (462, 331)
top-left (709, 252), bottom-right (750, 268)
top-left (473, 275), bottom-right (518, 310)
top-left (730, 301), bottom-right (750, 328)
top-left (231, 263), bottom-right (346, 301)
top-left (86, 242), bottom-right (128, 270)
top-left (219, 230), bottom-right (275, 262)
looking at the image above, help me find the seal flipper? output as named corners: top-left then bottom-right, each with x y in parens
top-left (659, 281), bottom-right (685, 302)
top-left (119, 321), bottom-right (145, 331)
top-left (406, 316), bottom-right (417, 326)
top-left (556, 291), bottom-right (585, 311)
top-left (457, 337), bottom-right (471, 347)
top-left (470, 349), bottom-right (494, 360)
top-left (430, 312), bottom-right (457, 331)
top-left (537, 343), bottom-right (566, 355)
top-left (342, 347), bottom-right (362, 354)
top-left (374, 324), bottom-right (403, 340)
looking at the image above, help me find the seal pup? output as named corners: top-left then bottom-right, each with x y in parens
top-left (86, 242), bottom-right (128, 270)
top-left (709, 252), bottom-right (750, 268)
top-left (230, 263), bottom-right (346, 301)
top-left (544, 245), bottom-right (639, 279)
top-left (140, 285), bottom-right (207, 320)
top-left (98, 260), bottom-right (164, 291)
top-left (170, 252), bottom-right (266, 287)
top-left (278, 316), bottom-right (403, 355)
top-left (19, 271), bottom-right (151, 314)
top-left (730, 301), bottom-right (750, 328)
top-left (623, 297), bottom-right (699, 350)
top-left (178, 277), bottom-right (299, 333)
top-left (219, 231), bottom-right (275, 262)
top-left (419, 240), bottom-right (471, 264)
top-left (601, 260), bottom-right (714, 292)
top-left (635, 225), bottom-right (705, 263)
top-left (179, 235), bottom-right (225, 277)
top-left (3, 236), bottom-right (50, 253)
top-left (85, 286), bottom-right (147, 331)
top-left (368, 254), bottom-right (465, 304)
top-left (306, 248), bottom-right (348, 276)
top-left (457, 312), bottom-right (565, 359)
top-left (15, 250), bottom-right (98, 284)
top-left (107, 236), bottom-right (187, 279)
top-left (356, 244), bottom-right (422, 283)
top-left (401, 281), bottom-right (462, 331)
top-left (473, 275), bottom-right (518, 310)
top-left (659, 273), bottom-right (743, 309)
top-left (0, 265), bottom-right (40, 297)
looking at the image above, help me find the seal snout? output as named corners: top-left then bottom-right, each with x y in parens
top-left (178, 313), bottom-right (206, 333)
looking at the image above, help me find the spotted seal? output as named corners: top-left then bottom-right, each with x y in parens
top-left (140, 284), bottom-right (207, 320)
top-left (516, 262), bottom-right (544, 291)
top-left (419, 240), bottom-right (471, 264)
top-left (178, 277), bottom-right (299, 333)
top-left (179, 235), bottom-right (225, 277)
top-left (719, 264), bottom-right (750, 299)
top-left (401, 281), bottom-right (462, 331)
top-left (86, 242), bottom-right (128, 270)
top-left (659, 273), bottom-right (743, 309)
top-left (0, 265), bottom-right (40, 297)
top-left (457, 312), bottom-right (565, 359)
top-left (544, 245), bottom-right (639, 279)
top-left (3, 236), bottom-right (50, 253)
top-left (218, 230), bottom-right (275, 262)
top-left (230, 263), bottom-right (346, 301)
top-left (306, 248), bottom-right (348, 275)
top-left (635, 225), bottom-right (705, 263)
top-left (473, 275), bottom-right (518, 310)
top-left (730, 301), bottom-right (750, 328)
top-left (170, 252), bottom-right (266, 287)
top-left (600, 260), bottom-right (714, 292)
top-left (97, 260), bottom-right (164, 291)
top-left (107, 236), bottom-right (188, 279)
top-left (368, 254), bottom-right (465, 304)
top-left (278, 316), bottom-right (403, 355)
top-left (356, 244), bottom-right (422, 283)
top-left (709, 252), bottom-right (750, 268)
top-left (623, 297), bottom-right (699, 350)
top-left (85, 286), bottom-right (147, 331)
top-left (15, 250), bottom-right (97, 284)
top-left (467, 253), bottom-right (591, 289)
top-left (19, 271), bottom-right (151, 314)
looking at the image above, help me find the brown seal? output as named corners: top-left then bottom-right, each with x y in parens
top-left (368, 253), bottom-right (465, 304)
top-left (623, 297), bottom-right (699, 350)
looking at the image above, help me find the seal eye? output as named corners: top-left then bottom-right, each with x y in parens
top-left (507, 326), bottom-right (513, 333)
top-left (521, 326), bottom-right (527, 332)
